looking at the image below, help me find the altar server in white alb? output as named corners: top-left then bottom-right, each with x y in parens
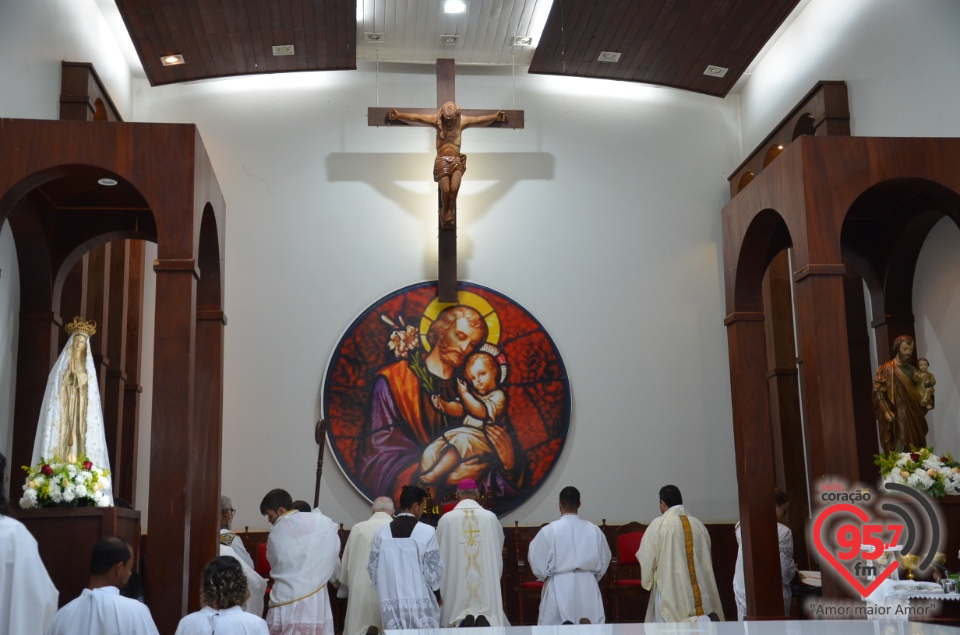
top-left (0, 452), bottom-right (59, 635)
top-left (337, 496), bottom-right (395, 635)
top-left (45, 536), bottom-right (159, 635)
top-left (368, 485), bottom-right (444, 629)
top-left (260, 488), bottom-right (341, 635)
top-left (638, 484), bottom-right (724, 622)
top-left (528, 486), bottom-right (611, 625)
top-left (175, 556), bottom-right (269, 635)
top-left (436, 479), bottom-right (509, 627)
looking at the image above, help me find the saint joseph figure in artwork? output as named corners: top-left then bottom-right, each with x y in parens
top-left (357, 305), bottom-right (520, 503)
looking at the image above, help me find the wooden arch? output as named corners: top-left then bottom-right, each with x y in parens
top-left (0, 118), bottom-right (225, 634)
top-left (722, 134), bottom-right (960, 613)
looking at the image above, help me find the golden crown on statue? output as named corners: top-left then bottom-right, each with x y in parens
top-left (64, 316), bottom-right (97, 338)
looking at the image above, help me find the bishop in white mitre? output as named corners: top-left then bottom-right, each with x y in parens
top-left (337, 496), bottom-right (395, 635)
top-left (436, 479), bottom-right (509, 627)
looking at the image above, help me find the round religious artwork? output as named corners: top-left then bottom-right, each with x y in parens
top-left (323, 281), bottom-right (570, 517)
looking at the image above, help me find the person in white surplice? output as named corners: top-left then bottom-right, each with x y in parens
top-left (260, 488), bottom-right (341, 635)
top-left (638, 484), bottom-right (724, 622)
top-left (436, 478), bottom-right (509, 627)
top-left (0, 452), bottom-right (59, 635)
top-left (367, 485), bottom-right (444, 629)
top-left (175, 556), bottom-right (269, 635)
top-left (45, 536), bottom-right (160, 635)
top-left (527, 486), bottom-right (611, 625)
top-left (337, 496), bottom-right (394, 635)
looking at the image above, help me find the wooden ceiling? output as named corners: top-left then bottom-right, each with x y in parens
top-left (115, 0), bottom-right (801, 97)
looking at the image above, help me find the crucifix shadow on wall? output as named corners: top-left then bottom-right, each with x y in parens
top-left (325, 150), bottom-right (554, 278)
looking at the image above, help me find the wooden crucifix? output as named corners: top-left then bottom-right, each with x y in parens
top-left (369, 58), bottom-right (524, 302)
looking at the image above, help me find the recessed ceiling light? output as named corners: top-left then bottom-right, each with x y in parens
top-left (704, 65), bottom-right (728, 78)
top-left (440, 34), bottom-right (461, 46)
top-left (98, 178), bottom-right (118, 187)
top-left (272, 45), bottom-right (295, 56)
top-left (365, 32), bottom-right (384, 42)
top-left (443, 0), bottom-right (467, 14)
top-left (160, 54), bottom-right (185, 66)
top-left (513, 36), bottom-right (533, 47)
top-left (597, 51), bottom-right (621, 62)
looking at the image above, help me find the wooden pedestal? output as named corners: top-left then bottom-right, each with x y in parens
top-left (11, 506), bottom-right (141, 607)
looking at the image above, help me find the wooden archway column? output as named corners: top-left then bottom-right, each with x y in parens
top-left (0, 119), bottom-right (225, 635)
top-left (723, 134), bottom-right (960, 612)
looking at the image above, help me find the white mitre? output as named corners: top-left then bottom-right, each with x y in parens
top-left (30, 317), bottom-right (114, 506)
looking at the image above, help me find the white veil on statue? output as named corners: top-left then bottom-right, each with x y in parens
top-left (30, 316), bottom-right (114, 506)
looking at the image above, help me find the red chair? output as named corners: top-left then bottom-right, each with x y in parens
top-left (516, 522), bottom-right (549, 625)
top-left (256, 541), bottom-right (273, 616)
top-left (607, 522), bottom-right (649, 622)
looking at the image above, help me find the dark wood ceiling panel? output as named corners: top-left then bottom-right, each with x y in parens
top-left (115, 0), bottom-right (356, 86)
top-left (528, 0), bottom-right (800, 97)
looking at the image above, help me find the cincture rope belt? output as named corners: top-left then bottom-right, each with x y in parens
top-left (270, 585), bottom-right (324, 609)
top-left (680, 515), bottom-right (705, 616)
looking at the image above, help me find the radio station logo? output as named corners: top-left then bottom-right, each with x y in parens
top-left (811, 479), bottom-right (943, 598)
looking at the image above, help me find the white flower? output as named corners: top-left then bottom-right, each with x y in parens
top-left (62, 489), bottom-right (75, 502)
top-left (19, 495), bottom-right (35, 509)
top-left (95, 493), bottom-right (110, 508)
top-left (75, 484), bottom-right (88, 498)
top-left (50, 489), bottom-right (62, 503)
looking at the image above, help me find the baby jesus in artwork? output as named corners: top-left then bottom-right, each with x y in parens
top-left (421, 350), bottom-right (512, 486)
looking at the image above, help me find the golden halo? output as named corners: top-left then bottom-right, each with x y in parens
top-left (419, 291), bottom-right (500, 352)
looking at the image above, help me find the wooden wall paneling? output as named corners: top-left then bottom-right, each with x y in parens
top-left (761, 250), bottom-right (810, 569)
top-left (59, 256), bottom-right (87, 350)
top-left (85, 243), bottom-right (111, 400)
top-left (121, 240), bottom-right (146, 506)
top-left (59, 62), bottom-right (123, 122)
top-left (727, 82), bottom-right (849, 198)
top-left (10, 507), bottom-right (141, 607)
top-left (103, 241), bottom-right (130, 498)
top-left (841, 263), bottom-right (882, 484)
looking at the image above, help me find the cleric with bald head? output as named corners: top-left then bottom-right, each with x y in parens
top-left (337, 496), bottom-right (395, 635)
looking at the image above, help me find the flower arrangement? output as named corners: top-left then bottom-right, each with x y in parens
top-left (875, 447), bottom-right (960, 498)
top-left (20, 455), bottom-right (112, 509)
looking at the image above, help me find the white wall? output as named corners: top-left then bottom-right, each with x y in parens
top-left (737, 0), bottom-right (960, 463)
top-left (132, 65), bottom-right (743, 530)
top-left (0, 0), bottom-right (133, 120)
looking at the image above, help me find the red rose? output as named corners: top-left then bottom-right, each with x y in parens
top-left (82, 461), bottom-right (93, 470)
top-left (40, 464), bottom-right (53, 475)
top-left (911, 453), bottom-right (921, 462)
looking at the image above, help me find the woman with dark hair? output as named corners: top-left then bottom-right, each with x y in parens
top-left (0, 452), bottom-right (60, 634)
top-left (175, 556), bottom-right (268, 634)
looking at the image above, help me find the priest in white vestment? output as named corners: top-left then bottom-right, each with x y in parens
top-left (528, 486), bottom-right (611, 625)
top-left (337, 496), bottom-right (395, 635)
top-left (733, 489), bottom-right (794, 619)
top-left (436, 479), bottom-right (509, 627)
top-left (638, 485), bottom-right (724, 622)
top-left (175, 556), bottom-right (269, 635)
top-left (0, 452), bottom-right (58, 635)
top-left (368, 485), bottom-right (444, 629)
top-left (221, 495), bottom-right (256, 571)
top-left (261, 489), bottom-right (341, 635)
top-left (45, 536), bottom-right (159, 635)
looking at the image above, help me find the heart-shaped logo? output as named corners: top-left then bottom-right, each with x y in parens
top-left (813, 503), bottom-right (901, 597)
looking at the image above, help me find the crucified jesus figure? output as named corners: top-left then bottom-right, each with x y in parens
top-left (388, 101), bottom-right (507, 228)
